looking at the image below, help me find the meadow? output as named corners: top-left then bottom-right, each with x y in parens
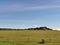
top-left (0, 30), bottom-right (60, 45)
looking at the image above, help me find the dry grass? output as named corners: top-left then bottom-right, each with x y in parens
top-left (0, 30), bottom-right (60, 45)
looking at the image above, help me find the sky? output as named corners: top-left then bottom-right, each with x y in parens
top-left (0, 0), bottom-right (60, 29)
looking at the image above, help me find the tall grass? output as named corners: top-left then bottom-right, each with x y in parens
top-left (0, 30), bottom-right (60, 45)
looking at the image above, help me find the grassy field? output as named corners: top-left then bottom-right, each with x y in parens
top-left (0, 30), bottom-right (60, 45)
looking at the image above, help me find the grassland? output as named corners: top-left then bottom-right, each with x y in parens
top-left (0, 30), bottom-right (60, 45)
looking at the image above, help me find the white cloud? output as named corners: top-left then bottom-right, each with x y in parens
top-left (0, 5), bottom-right (60, 13)
top-left (0, 0), bottom-right (60, 13)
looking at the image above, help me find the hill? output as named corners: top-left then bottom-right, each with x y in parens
top-left (27, 26), bottom-right (52, 30)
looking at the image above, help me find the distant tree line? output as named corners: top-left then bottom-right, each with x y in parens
top-left (0, 26), bottom-right (52, 30)
top-left (0, 28), bottom-right (22, 30)
top-left (27, 26), bottom-right (52, 30)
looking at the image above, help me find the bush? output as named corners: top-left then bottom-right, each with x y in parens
top-left (38, 39), bottom-right (45, 44)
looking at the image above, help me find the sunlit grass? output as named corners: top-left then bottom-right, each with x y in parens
top-left (0, 30), bottom-right (60, 45)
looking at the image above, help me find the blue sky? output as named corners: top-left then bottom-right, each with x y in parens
top-left (0, 0), bottom-right (60, 29)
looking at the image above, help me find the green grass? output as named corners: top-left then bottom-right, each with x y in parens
top-left (0, 30), bottom-right (60, 45)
